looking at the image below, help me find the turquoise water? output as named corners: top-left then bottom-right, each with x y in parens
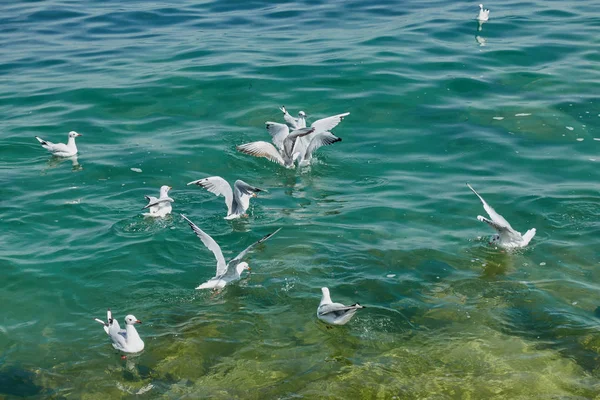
top-left (2, 0), bottom-right (600, 398)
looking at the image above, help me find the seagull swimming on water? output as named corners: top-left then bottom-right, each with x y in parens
top-left (35, 131), bottom-right (82, 157)
top-left (477, 4), bottom-right (490, 21)
top-left (187, 177), bottom-right (264, 220)
top-left (467, 183), bottom-right (536, 248)
top-left (317, 287), bottom-right (364, 326)
top-left (94, 309), bottom-right (144, 353)
top-left (237, 123), bottom-right (315, 168)
top-left (143, 185), bottom-right (173, 218)
top-left (181, 214), bottom-right (280, 290)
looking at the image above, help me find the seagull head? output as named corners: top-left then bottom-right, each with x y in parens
top-left (236, 262), bottom-right (251, 275)
top-left (298, 111), bottom-right (307, 118)
top-left (69, 131), bottom-right (82, 138)
top-left (124, 315), bottom-right (142, 325)
top-left (159, 185), bottom-right (172, 197)
top-left (479, 4), bottom-right (483, 9)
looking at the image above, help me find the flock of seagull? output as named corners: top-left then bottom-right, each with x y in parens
top-left (33, 4), bottom-right (532, 355)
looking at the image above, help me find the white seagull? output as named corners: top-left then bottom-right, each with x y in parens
top-left (35, 131), bottom-right (82, 157)
top-left (477, 4), bottom-right (490, 22)
top-left (181, 214), bottom-right (280, 290)
top-left (467, 183), bottom-right (536, 248)
top-left (317, 287), bottom-right (364, 326)
top-left (280, 107), bottom-right (349, 166)
top-left (187, 177), bottom-right (264, 220)
top-left (237, 124), bottom-right (315, 168)
top-left (94, 309), bottom-right (144, 353)
top-left (142, 185), bottom-right (173, 218)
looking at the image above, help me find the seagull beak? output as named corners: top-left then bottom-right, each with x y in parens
top-left (135, 320), bottom-right (142, 324)
top-left (252, 193), bottom-right (257, 198)
top-left (247, 267), bottom-right (251, 271)
top-left (76, 133), bottom-right (83, 137)
top-left (168, 186), bottom-right (172, 191)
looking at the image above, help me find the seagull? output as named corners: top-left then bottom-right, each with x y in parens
top-left (477, 4), bottom-right (490, 22)
top-left (279, 107), bottom-right (349, 166)
top-left (467, 183), bottom-right (536, 248)
top-left (317, 287), bottom-right (364, 326)
top-left (280, 106), bottom-right (307, 130)
top-left (181, 214), bottom-right (280, 290)
top-left (142, 185), bottom-right (173, 218)
top-left (237, 123), bottom-right (314, 168)
top-left (35, 131), bottom-right (82, 157)
top-left (94, 309), bottom-right (144, 353)
top-left (187, 177), bottom-right (264, 220)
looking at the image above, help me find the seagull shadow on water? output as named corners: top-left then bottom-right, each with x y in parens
top-left (43, 155), bottom-right (82, 172)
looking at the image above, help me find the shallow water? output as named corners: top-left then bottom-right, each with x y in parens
top-left (1, 0), bottom-right (600, 398)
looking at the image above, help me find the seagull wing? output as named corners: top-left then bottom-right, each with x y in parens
top-left (143, 196), bottom-right (174, 209)
top-left (237, 141), bottom-right (286, 166)
top-left (232, 180), bottom-right (264, 216)
top-left (280, 106), bottom-right (300, 129)
top-left (284, 127), bottom-right (314, 158)
top-left (181, 214), bottom-right (228, 276)
top-left (310, 112), bottom-right (350, 134)
top-left (227, 228), bottom-right (281, 272)
top-left (318, 302), bottom-right (362, 317)
top-left (466, 183), bottom-right (515, 231)
top-left (304, 132), bottom-right (342, 159)
top-left (265, 122), bottom-right (289, 151)
top-left (188, 176), bottom-right (234, 213)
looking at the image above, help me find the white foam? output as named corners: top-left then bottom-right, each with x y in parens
top-left (576, 138), bottom-right (584, 141)
top-left (493, 116), bottom-right (504, 120)
top-left (515, 113), bottom-right (531, 116)
top-left (566, 126), bottom-right (574, 131)
top-left (131, 167), bottom-right (143, 173)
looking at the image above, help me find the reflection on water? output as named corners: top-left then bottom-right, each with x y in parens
top-left (44, 155), bottom-right (82, 172)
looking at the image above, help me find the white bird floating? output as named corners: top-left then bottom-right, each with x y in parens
top-left (181, 214), bottom-right (280, 290)
top-left (317, 287), bottom-right (364, 326)
top-left (143, 185), bottom-right (173, 218)
top-left (477, 4), bottom-right (490, 22)
top-left (187, 176), bottom-right (264, 220)
top-left (467, 183), bottom-right (536, 248)
top-left (35, 131), bottom-right (82, 157)
top-left (94, 309), bottom-right (144, 353)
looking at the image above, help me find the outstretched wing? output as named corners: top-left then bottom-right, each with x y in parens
top-left (265, 122), bottom-right (289, 151)
top-left (280, 106), bottom-right (300, 129)
top-left (237, 141), bottom-right (285, 166)
top-left (188, 176), bottom-right (234, 213)
top-left (310, 112), bottom-right (350, 134)
top-left (181, 214), bottom-right (228, 276)
top-left (232, 180), bottom-right (264, 216)
top-left (304, 132), bottom-right (342, 159)
top-left (228, 228), bottom-right (281, 270)
top-left (466, 183), bottom-right (514, 230)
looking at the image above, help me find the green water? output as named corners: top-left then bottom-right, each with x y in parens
top-left (1, 0), bottom-right (600, 398)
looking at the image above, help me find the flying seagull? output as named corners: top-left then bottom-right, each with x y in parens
top-left (187, 176), bottom-right (264, 220)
